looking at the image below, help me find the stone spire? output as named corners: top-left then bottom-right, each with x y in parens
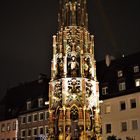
top-left (49, 0), bottom-right (102, 139)
top-left (58, 0), bottom-right (88, 29)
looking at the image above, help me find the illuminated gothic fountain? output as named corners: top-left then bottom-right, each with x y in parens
top-left (48, 0), bottom-right (102, 139)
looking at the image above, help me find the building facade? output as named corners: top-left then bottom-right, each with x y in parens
top-left (97, 52), bottom-right (140, 140)
top-left (48, 0), bottom-right (102, 139)
top-left (0, 74), bottom-right (49, 140)
top-left (0, 118), bottom-right (18, 140)
top-left (18, 103), bottom-right (49, 140)
top-left (101, 92), bottom-right (140, 140)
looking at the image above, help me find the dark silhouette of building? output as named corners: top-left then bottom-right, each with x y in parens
top-left (97, 52), bottom-right (140, 100)
top-left (0, 74), bottom-right (49, 120)
top-left (97, 52), bottom-right (140, 140)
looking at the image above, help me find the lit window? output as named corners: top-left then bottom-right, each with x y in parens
top-left (119, 82), bottom-right (126, 91)
top-left (27, 128), bottom-right (32, 137)
top-left (106, 124), bottom-right (111, 133)
top-left (45, 111), bottom-right (49, 120)
top-left (134, 66), bottom-right (139, 73)
top-left (33, 113), bottom-right (38, 122)
top-left (130, 99), bottom-right (136, 109)
top-left (7, 123), bottom-right (11, 131)
top-left (1, 124), bottom-right (5, 132)
top-left (27, 115), bottom-right (32, 123)
top-left (39, 112), bottom-right (44, 121)
top-left (121, 122), bottom-right (127, 131)
top-left (38, 98), bottom-right (43, 107)
top-left (118, 70), bottom-right (123, 77)
top-left (13, 121), bottom-right (17, 130)
top-left (21, 129), bottom-right (26, 138)
top-left (132, 120), bottom-right (138, 130)
top-left (32, 127), bottom-right (37, 136)
top-left (21, 116), bottom-right (26, 124)
top-left (102, 86), bottom-right (108, 95)
top-left (45, 126), bottom-right (49, 135)
top-left (27, 101), bottom-right (31, 110)
top-left (38, 127), bottom-right (44, 135)
top-left (105, 105), bottom-right (111, 114)
top-left (135, 79), bottom-right (140, 87)
top-left (120, 101), bottom-right (126, 111)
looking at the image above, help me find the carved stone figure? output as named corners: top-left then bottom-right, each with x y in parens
top-left (56, 54), bottom-right (64, 78)
top-left (54, 80), bottom-right (62, 98)
top-left (68, 78), bottom-right (80, 93)
top-left (86, 80), bottom-right (92, 97)
top-left (68, 56), bottom-right (79, 77)
top-left (83, 56), bottom-right (92, 78)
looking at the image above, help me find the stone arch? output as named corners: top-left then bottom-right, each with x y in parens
top-left (70, 105), bottom-right (79, 121)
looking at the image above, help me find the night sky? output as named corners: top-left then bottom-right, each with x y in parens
top-left (0, 0), bottom-right (140, 99)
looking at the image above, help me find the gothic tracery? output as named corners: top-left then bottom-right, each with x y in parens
top-left (49, 0), bottom-right (102, 139)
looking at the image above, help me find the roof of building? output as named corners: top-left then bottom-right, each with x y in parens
top-left (0, 74), bottom-right (49, 120)
top-left (96, 52), bottom-right (140, 100)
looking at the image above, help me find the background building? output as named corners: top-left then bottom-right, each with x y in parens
top-left (18, 101), bottom-right (49, 140)
top-left (97, 52), bottom-right (140, 140)
top-left (0, 118), bottom-right (18, 140)
top-left (0, 74), bottom-right (49, 140)
top-left (1, 74), bottom-right (49, 120)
